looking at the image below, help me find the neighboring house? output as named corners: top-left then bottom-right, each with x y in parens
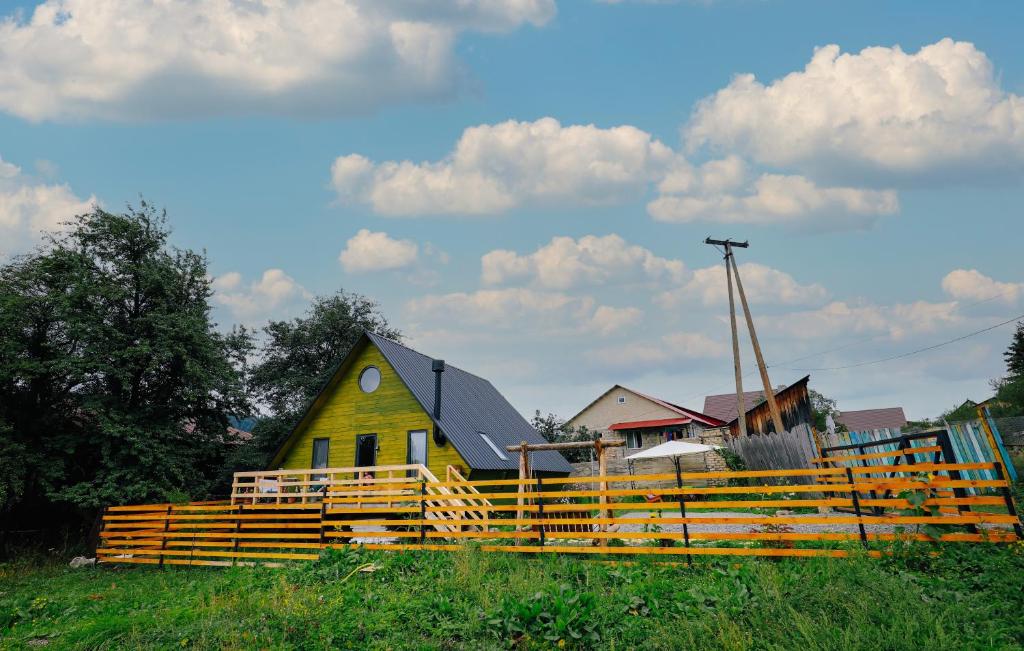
top-left (834, 407), bottom-right (907, 433)
top-left (703, 376), bottom-right (813, 436)
top-left (268, 331), bottom-right (571, 479)
top-left (566, 385), bottom-right (726, 481)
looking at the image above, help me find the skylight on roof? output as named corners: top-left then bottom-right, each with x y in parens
top-left (478, 433), bottom-right (508, 461)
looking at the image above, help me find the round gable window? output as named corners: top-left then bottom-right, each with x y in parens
top-left (358, 366), bottom-right (381, 393)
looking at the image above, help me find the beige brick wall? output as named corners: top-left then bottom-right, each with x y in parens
top-left (567, 387), bottom-right (724, 488)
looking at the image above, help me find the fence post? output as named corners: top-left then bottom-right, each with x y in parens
top-left (675, 461), bottom-right (692, 566)
top-left (536, 475), bottom-right (545, 547)
top-left (318, 485), bottom-right (328, 550)
top-left (993, 462), bottom-right (1023, 539)
top-left (419, 479), bottom-right (427, 546)
top-left (232, 504), bottom-right (243, 567)
top-left (159, 505), bottom-right (171, 568)
top-left (846, 468), bottom-right (868, 548)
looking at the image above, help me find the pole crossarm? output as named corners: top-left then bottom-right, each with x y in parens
top-left (704, 237), bottom-right (749, 250)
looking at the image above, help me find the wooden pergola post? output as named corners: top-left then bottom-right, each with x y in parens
top-left (506, 438), bottom-right (625, 543)
top-left (516, 441), bottom-right (530, 545)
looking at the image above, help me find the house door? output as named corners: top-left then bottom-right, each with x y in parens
top-left (355, 434), bottom-right (377, 468)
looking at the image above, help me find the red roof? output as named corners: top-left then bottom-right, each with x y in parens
top-left (609, 417), bottom-right (692, 431)
top-left (626, 389), bottom-right (726, 427)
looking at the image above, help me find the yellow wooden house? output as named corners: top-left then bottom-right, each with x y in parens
top-left (268, 331), bottom-right (571, 479)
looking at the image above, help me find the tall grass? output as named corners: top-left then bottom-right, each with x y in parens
top-left (2, 542), bottom-right (1023, 649)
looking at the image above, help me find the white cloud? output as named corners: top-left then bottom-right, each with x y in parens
top-left (0, 0), bottom-right (555, 122)
top-left (0, 155), bottom-right (94, 257)
top-left (481, 234), bottom-right (687, 289)
top-left (649, 170), bottom-right (898, 230)
top-left (331, 117), bottom-right (677, 215)
top-left (332, 117), bottom-right (899, 229)
top-left (942, 269), bottom-right (1023, 305)
top-left (657, 262), bottom-right (828, 307)
top-left (589, 305), bottom-right (644, 336)
top-left (585, 332), bottom-right (728, 370)
top-left (212, 268), bottom-right (312, 322)
top-left (406, 287), bottom-right (641, 337)
top-left (685, 38), bottom-right (1024, 182)
top-left (339, 228), bottom-right (419, 273)
top-left (760, 299), bottom-right (962, 342)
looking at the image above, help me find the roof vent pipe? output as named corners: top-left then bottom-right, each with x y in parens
top-left (432, 359), bottom-right (445, 420)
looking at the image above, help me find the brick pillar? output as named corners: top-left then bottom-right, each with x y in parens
top-left (699, 427), bottom-right (730, 486)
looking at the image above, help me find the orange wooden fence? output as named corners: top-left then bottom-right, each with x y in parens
top-left (96, 461), bottom-right (1021, 567)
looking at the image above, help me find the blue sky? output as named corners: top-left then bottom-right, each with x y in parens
top-left (2, 1), bottom-right (1023, 421)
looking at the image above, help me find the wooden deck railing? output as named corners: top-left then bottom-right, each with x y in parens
top-left (98, 461), bottom-right (1021, 567)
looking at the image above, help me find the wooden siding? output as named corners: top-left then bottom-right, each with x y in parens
top-left (729, 376), bottom-right (812, 436)
top-left (278, 344), bottom-right (467, 477)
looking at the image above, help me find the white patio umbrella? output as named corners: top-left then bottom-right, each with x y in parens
top-left (624, 440), bottom-right (723, 488)
top-left (624, 440), bottom-right (723, 562)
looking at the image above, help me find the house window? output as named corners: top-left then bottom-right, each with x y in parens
top-left (479, 432), bottom-right (508, 461)
top-left (617, 395), bottom-right (626, 404)
top-left (626, 431), bottom-right (643, 449)
top-left (311, 438), bottom-right (329, 480)
top-left (358, 366), bottom-right (381, 393)
top-left (407, 429), bottom-right (428, 474)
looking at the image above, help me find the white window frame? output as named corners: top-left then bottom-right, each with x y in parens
top-left (479, 433), bottom-right (509, 461)
top-left (625, 430), bottom-right (643, 449)
top-left (617, 395), bottom-right (626, 404)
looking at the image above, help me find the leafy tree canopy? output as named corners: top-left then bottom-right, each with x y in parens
top-left (530, 411), bottom-right (595, 464)
top-left (0, 203), bottom-right (250, 519)
top-left (808, 389), bottom-right (846, 433)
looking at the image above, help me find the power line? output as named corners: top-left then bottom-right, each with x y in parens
top-left (774, 313), bottom-right (1024, 372)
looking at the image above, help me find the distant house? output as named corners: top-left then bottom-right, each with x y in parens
top-left (834, 407), bottom-right (907, 433)
top-left (703, 376), bottom-right (813, 436)
top-left (566, 385), bottom-right (726, 480)
top-left (268, 331), bottom-right (571, 479)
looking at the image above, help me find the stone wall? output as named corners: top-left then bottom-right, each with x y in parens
top-left (567, 426), bottom-right (731, 489)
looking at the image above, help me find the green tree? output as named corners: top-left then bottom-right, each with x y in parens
top-left (1005, 321), bottom-right (1024, 379)
top-left (238, 293), bottom-right (401, 470)
top-left (808, 389), bottom-right (846, 433)
top-left (0, 203), bottom-right (250, 524)
top-left (530, 411), bottom-right (595, 463)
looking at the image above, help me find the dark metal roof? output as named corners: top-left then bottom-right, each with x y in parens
top-left (367, 332), bottom-right (572, 473)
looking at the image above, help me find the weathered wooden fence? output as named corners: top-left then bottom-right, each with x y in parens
top-left (97, 461), bottom-right (1021, 566)
top-left (721, 423), bottom-right (819, 482)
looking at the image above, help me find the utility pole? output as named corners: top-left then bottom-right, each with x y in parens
top-left (705, 238), bottom-right (786, 436)
top-left (707, 238), bottom-right (748, 436)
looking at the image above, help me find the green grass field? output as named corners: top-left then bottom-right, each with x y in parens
top-left (3, 543), bottom-right (1024, 650)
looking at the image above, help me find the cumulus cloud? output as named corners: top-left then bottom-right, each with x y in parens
top-left (942, 269), bottom-right (1023, 305)
top-left (0, 155), bottom-right (94, 257)
top-left (657, 262), bottom-right (828, 307)
top-left (684, 38), bottom-right (1024, 183)
top-left (649, 170), bottom-right (898, 230)
top-left (339, 228), bottom-right (419, 273)
top-left (0, 0), bottom-right (555, 122)
top-left (585, 331), bottom-right (728, 370)
top-left (212, 268), bottom-right (312, 322)
top-left (331, 117), bottom-right (677, 215)
top-left (406, 287), bottom-right (641, 336)
top-left (481, 234), bottom-right (686, 289)
top-left (760, 300), bottom-right (962, 342)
